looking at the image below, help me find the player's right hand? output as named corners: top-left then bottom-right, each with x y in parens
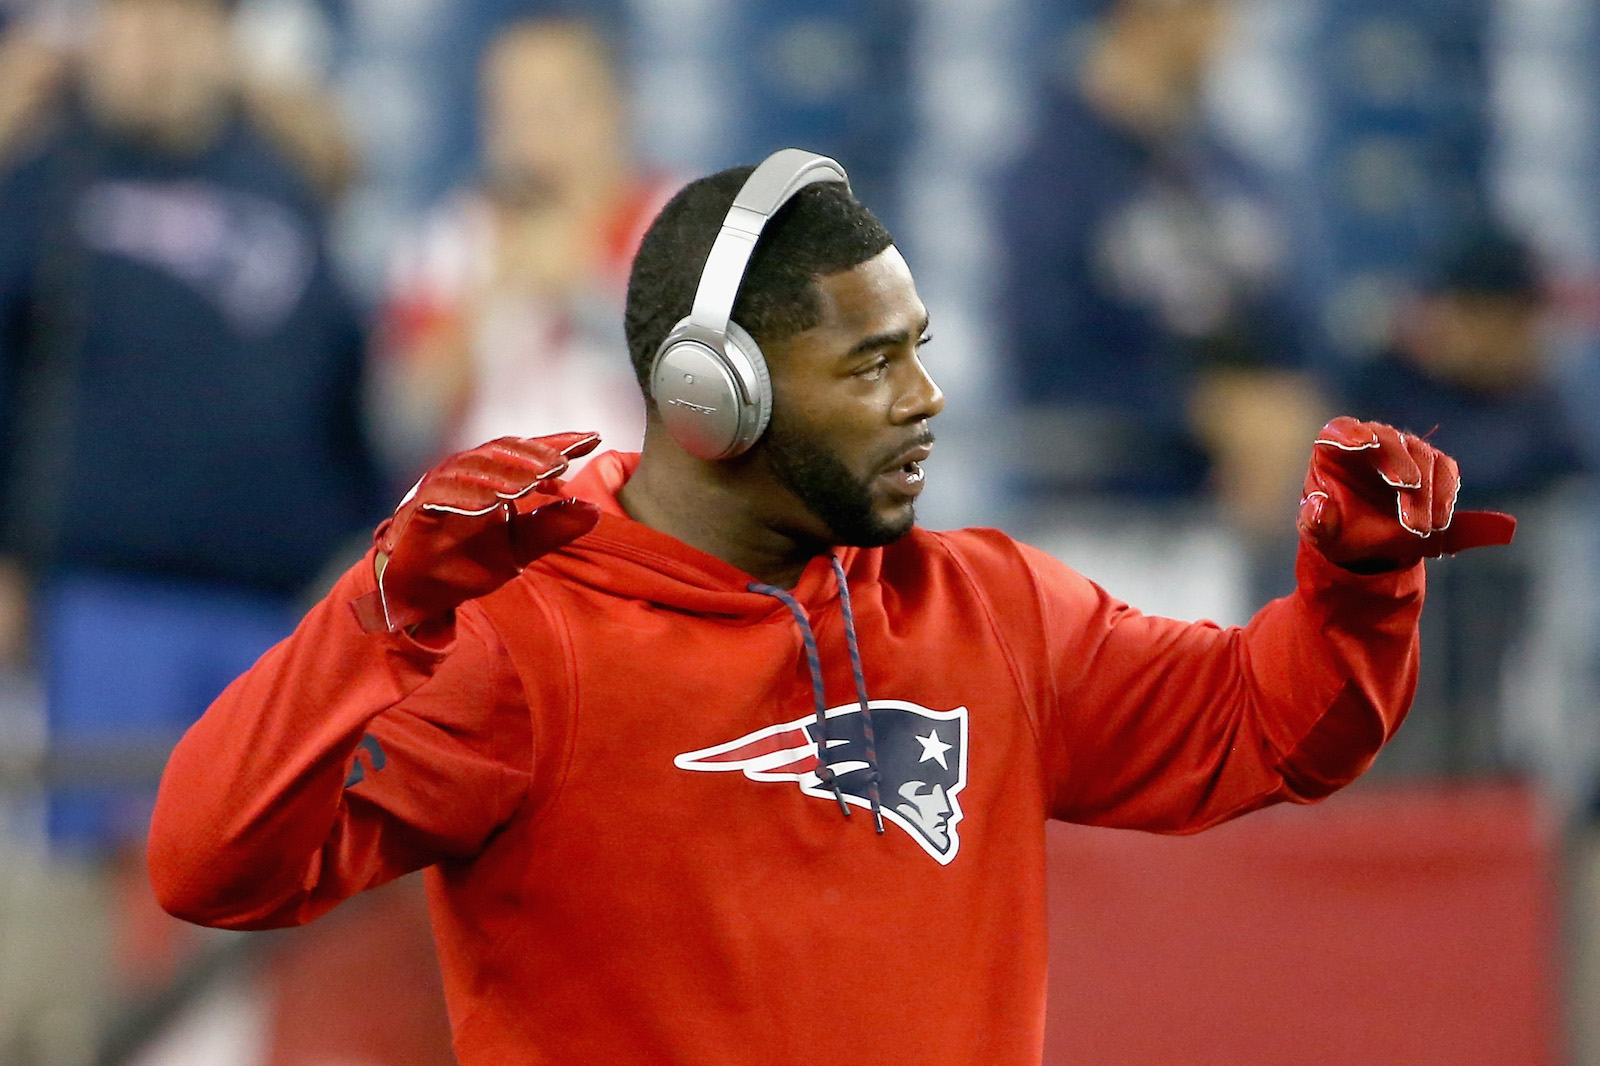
top-left (354, 433), bottom-right (601, 634)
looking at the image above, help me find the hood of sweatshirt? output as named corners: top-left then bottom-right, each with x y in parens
top-left (543, 450), bottom-right (871, 622)
top-left (542, 449), bottom-right (888, 827)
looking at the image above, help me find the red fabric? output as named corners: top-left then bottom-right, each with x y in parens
top-left (1043, 783), bottom-right (1558, 1066)
top-left (115, 842), bottom-right (209, 991)
top-left (596, 175), bottom-right (679, 283)
top-left (263, 876), bottom-right (457, 1066)
top-left (150, 451), bottom-right (1424, 1065)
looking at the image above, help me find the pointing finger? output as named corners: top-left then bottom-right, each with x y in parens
top-left (1370, 423), bottom-right (1422, 491)
top-left (1395, 435), bottom-right (1434, 535)
top-left (1432, 448), bottom-right (1460, 532)
top-left (1313, 416), bottom-right (1380, 451)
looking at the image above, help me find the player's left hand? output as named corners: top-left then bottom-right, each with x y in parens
top-left (1297, 416), bottom-right (1516, 571)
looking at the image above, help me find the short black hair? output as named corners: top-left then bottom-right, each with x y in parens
top-left (623, 164), bottom-right (896, 398)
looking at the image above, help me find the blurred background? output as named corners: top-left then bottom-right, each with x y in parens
top-left (0, 0), bottom-right (1596, 1062)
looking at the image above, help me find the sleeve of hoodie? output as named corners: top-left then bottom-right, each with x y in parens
top-left (1009, 537), bottom-right (1422, 831)
top-left (148, 551), bottom-right (535, 930)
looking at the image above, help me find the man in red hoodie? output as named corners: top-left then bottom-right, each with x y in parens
top-left (149, 151), bottom-right (1513, 1064)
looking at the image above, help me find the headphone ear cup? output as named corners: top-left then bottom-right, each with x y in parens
top-left (721, 320), bottom-right (772, 452)
top-left (649, 318), bottom-right (771, 460)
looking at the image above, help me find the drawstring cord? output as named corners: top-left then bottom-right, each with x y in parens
top-left (747, 580), bottom-right (852, 818)
top-left (830, 556), bottom-right (884, 834)
top-left (749, 554), bottom-right (883, 832)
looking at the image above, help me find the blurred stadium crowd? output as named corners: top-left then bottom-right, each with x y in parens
top-left (0, 0), bottom-right (1596, 1062)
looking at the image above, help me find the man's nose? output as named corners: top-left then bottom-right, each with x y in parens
top-left (891, 356), bottom-right (945, 424)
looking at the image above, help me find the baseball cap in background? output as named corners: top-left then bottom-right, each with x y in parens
top-left (1423, 225), bottom-right (1540, 297)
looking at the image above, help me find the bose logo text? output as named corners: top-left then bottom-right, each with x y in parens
top-left (667, 398), bottom-right (717, 415)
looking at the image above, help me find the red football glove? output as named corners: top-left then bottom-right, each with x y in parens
top-left (1297, 416), bottom-right (1516, 570)
top-left (353, 433), bottom-right (601, 634)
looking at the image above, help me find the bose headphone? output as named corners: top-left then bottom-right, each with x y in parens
top-left (649, 148), bottom-right (851, 460)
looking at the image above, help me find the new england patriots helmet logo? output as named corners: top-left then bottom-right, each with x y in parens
top-left (675, 700), bottom-right (969, 865)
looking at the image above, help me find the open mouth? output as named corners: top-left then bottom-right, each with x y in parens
top-left (879, 442), bottom-right (933, 496)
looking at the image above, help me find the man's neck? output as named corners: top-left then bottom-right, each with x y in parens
top-left (617, 433), bottom-right (823, 590)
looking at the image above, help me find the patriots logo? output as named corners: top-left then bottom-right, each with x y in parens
top-left (675, 699), bottom-right (969, 865)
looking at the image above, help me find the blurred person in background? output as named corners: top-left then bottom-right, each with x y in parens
top-left (0, 0), bottom-right (381, 1059)
top-left (0, 25), bottom-right (68, 169)
top-left (373, 14), bottom-right (674, 486)
top-left (998, 0), bottom-right (1326, 552)
top-left (238, 17), bottom-right (679, 1066)
top-left (1336, 225), bottom-right (1587, 778)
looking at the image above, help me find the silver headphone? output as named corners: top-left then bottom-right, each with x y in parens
top-left (649, 148), bottom-right (851, 460)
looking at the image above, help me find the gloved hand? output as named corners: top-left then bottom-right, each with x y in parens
top-left (354, 433), bottom-right (601, 634)
top-left (1297, 416), bottom-right (1516, 571)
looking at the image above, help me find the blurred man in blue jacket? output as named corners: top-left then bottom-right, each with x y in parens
top-left (999, 0), bottom-right (1322, 508)
top-left (1339, 225), bottom-right (1586, 777)
top-left (0, 0), bottom-right (382, 852)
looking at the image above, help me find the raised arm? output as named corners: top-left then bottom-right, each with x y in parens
top-left (149, 433), bottom-right (600, 928)
top-left (1036, 417), bottom-right (1514, 831)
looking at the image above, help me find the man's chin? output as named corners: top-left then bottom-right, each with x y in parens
top-left (879, 506), bottom-right (918, 543)
top-left (761, 428), bottom-right (921, 549)
top-left (831, 503), bottom-right (916, 549)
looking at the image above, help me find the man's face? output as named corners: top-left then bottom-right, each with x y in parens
top-left (85, 0), bottom-right (233, 145)
top-left (1406, 291), bottom-right (1544, 394)
top-left (754, 246), bottom-right (944, 547)
top-left (481, 23), bottom-right (622, 202)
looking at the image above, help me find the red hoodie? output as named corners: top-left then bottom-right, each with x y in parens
top-left (150, 451), bottom-right (1422, 1065)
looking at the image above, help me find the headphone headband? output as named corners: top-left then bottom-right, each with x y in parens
top-left (687, 149), bottom-right (851, 335)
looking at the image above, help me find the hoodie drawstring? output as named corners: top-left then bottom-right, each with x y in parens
top-left (748, 555), bottom-right (883, 833)
top-left (830, 555), bottom-right (884, 834)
